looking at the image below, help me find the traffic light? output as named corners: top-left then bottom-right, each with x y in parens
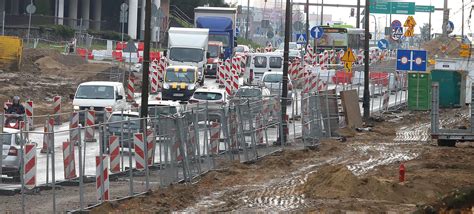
top-left (350, 8), bottom-right (355, 17)
top-left (460, 44), bottom-right (471, 58)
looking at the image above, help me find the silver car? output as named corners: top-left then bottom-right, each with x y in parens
top-left (261, 72), bottom-right (294, 104)
top-left (1, 128), bottom-right (21, 181)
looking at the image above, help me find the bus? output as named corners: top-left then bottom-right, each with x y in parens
top-left (313, 26), bottom-right (365, 52)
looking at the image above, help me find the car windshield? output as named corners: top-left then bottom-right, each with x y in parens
top-left (235, 88), bottom-right (262, 97)
top-left (75, 85), bottom-right (115, 99)
top-left (165, 69), bottom-right (195, 83)
top-left (208, 45), bottom-right (219, 58)
top-left (235, 46), bottom-right (245, 52)
top-left (254, 56), bottom-right (267, 68)
top-left (209, 34), bottom-right (230, 47)
top-left (109, 115), bottom-right (140, 128)
top-left (0, 133), bottom-right (12, 146)
top-left (193, 92), bottom-right (223, 101)
top-left (169, 48), bottom-right (203, 62)
top-left (149, 105), bottom-right (178, 116)
top-left (263, 74), bottom-right (283, 83)
top-left (269, 57), bottom-right (282, 68)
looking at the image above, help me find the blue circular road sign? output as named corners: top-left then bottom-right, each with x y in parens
top-left (310, 26), bottom-right (324, 39)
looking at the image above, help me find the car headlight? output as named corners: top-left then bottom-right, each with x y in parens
top-left (163, 83), bottom-right (170, 89)
top-left (73, 106), bottom-right (80, 110)
top-left (188, 84), bottom-right (196, 90)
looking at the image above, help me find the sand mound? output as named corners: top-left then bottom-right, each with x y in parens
top-left (303, 165), bottom-right (431, 203)
top-left (35, 56), bottom-right (67, 71)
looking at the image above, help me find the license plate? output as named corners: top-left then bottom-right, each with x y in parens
top-left (174, 93), bottom-right (184, 97)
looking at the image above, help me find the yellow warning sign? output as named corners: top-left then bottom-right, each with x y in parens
top-left (341, 48), bottom-right (356, 63)
top-left (344, 62), bottom-right (353, 74)
top-left (403, 16), bottom-right (416, 37)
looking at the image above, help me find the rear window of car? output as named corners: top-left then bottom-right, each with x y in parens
top-left (235, 88), bottom-right (262, 97)
top-left (254, 56), bottom-right (267, 68)
top-left (269, 57), bottom-right (282, 68)
top-left (263, 74), bottom-right (282, 83)
top-left (0, 133), bottom-right (12, 146)
top-left (193, 92), bottom-right (223, 101)
top-left (149, 105), bottom-right (178, 116)
top-left (109, 115), bottom-right (140, 127)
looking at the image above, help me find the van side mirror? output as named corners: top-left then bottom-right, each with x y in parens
top-left (69, 94), bottom-right (75, 100)
top-left (163, 50), bottom-right (168, 57)
top-left (117, 95), bottom-right (123, 100)
top-left (206, 52), bottom-right (211, 59)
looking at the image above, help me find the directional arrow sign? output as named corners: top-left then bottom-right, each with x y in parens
top-left (341, 48), bottom-right (356, 63)
top-left (310, 26), bottom-right (324, 39)
top-left (378, 39), bottom-right (389, 50)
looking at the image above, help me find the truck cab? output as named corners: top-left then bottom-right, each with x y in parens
top-left (167, 27), bottom-right (209, 85)
top-left (194, 7), bottom-right (237, 59)
top-left (206, 41), bottom-right (224, 77)
top-left (162, 65), bottom-right (199, 101)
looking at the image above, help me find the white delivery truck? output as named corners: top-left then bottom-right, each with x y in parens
top-left (167, 27), bottom-right (209, 85)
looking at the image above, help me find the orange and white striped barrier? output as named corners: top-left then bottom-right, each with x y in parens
top-left (53, 96), bottom-right (61, 125)
top-left (109, 135), bottom-right (120, 173)
top-left (62, 141), bottom-right (77, 179)
top-left (25, 101), bottom-right (33, 130)
top-left (209, 122), bottom-right (220, 154)
top-left (104, 107), bottom-right (113, 122)
top-left (40, 118), bottom-right (54, 154)
top-left (24, 144), bottom-right (36, 189)
top-left (85, 110), bottom-right (96, 142)
top-left (95, 155), bottom-right (109, 201)
top-left (69, 112), bottom-right (80, 145)
top-left (146, 129), bottom-right (155, 165)
top-left (134, 133), bottom-right (146, 170)
top-left (127, 77), bottom-right (135, 102)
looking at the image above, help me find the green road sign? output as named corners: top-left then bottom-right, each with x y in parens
top-left (370, 2), bottom-right (415, 15)
top-left (415, 5), bottom-right (435, 13)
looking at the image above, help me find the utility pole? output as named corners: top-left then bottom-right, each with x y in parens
top-left (462, 0), bottom-right (465, 39)
top-left (280, 0), bottom-right (291, 145)
top-left (305, 0), bottom-right (309, 50)
top-left (140, 0), bottom-right (151, 126)
top-left (320, 0), bottom-right (324, 25)
top-left (428, 0), bottom-right (432, 40)
top-left (246, 0), bottom-right (249, 39)
top-left (356, 0), bottom-right (360, 28)
top-left (363, 0), bottom-right (370, 120)
top-left (442, 0), bottom-right (448, 37)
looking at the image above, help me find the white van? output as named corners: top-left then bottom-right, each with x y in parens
top-left (246, 52), bottom-right (283, 83)
top-left (72, 81), bottom-right (128, 123)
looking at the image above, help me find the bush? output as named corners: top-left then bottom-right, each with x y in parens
top-left (88, 30), bottom-right (131, 41)
top-left (50, 25), bottom-right (75, 39)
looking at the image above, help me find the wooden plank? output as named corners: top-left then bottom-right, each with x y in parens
top-left (340, 90), bottom-right (363, 128)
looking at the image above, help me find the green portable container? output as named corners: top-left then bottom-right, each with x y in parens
top-left (408, 72), bottom-right (431, 111)
top-left (430, 70), bottom-right (462, 108)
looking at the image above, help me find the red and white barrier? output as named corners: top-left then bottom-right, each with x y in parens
top-left (104, 107), bottom-right (113, 122)
top-left (134, 133), bottom-right (146, 170)
top-left (69, 112), bottom-right (80, 145)
top-left (62, 141), bottom-right (77, 179)
top-left (232, 74), bottom-right (239, 92)
top-left (85, 110), bottom-right (96, 142)
top-left (127, 77), bottom-right (135, 102)
top-left (40, 118), bottom-right (54, 154)
top-left (209, 122), bottom-right (220, 154)
top-left (95, 155), bottom-right (109, 201)
top-left (25, 101), bottom-right (33, 130)
top-left (109, 135), bottom-right (120, 173)
top-left (225, 79), bottom-right (233, 95)
top-left (24, 144), bottom-right (36, 189)
top-left (146, 129), bottom-right (155, 165)
top-left (150, 70), bottom-right (159, 93)
top-left (53, 96), bottom-right (61, 125)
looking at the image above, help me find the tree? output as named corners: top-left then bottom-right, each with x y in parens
top-left (419, 23), bottom-right (430, 42)
top-left (172, 0), bottom-right (230, 20)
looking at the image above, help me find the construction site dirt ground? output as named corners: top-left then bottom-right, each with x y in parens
top-left (92, 110), bottom-right (474, 213)
top-left (0, 48), bottom-right (121, 125)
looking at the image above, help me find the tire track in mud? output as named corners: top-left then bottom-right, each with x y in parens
top-left (393, 113), bottom-right (468, 143)
top-left (183, 144), bottom-right (421, 212)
